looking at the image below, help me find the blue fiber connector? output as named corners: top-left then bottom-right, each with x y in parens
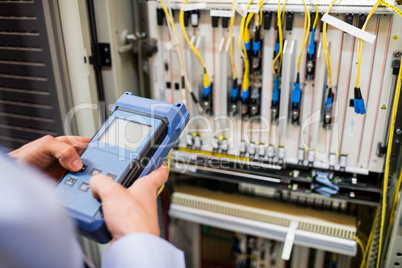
top-left (231, 86), bottom-right (239, 101)
top-left (242, 88), bottom-right (249, 102)
top-left (354, 87), bottom-right (366, 114)
top-left (354, 99), bottom-right (366, 115)
top-left (203, 84), bottom-right (212, 98)
top-left (252, 40), bottom-right (261, 54)
top-left (292, 83), bottom-right (301, 107)
top-left (245, 41), bottom-right (251, 51)
top-left (272, 77), bottom-right (279, 104)
top-left (308, 28), bottom-right (316, 57)
top-left (274, 42), bottom-right (280, 54)
top-left (325, 96), bottom-right (333, 108)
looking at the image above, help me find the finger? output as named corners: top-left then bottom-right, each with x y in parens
top-left (90, 174), bottom-right (124, 200)
top-left (56, 136), bottom-right (91, 152)
top-left (129, 165), bottom-right (168, 193)
top-left (41, 136), bottom-right (83, 172)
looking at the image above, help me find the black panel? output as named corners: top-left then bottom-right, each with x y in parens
top-left (0, 0), bottom-right (65, 150)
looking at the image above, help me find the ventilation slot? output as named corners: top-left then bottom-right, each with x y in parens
top-left (0, 0), bottom-right (65, 149)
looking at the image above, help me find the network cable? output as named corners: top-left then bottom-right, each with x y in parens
top-left (179, 0), bottom-right (212, 107)
top-left (355, 235), bottom-right (366, 267)
top-left (291, 0), bottom-right (310, 124)
top-left (308, 4), bottom-right (319, 58)
top-left (159, 0), bottom-right (203, 112)
top-left (322, 0), bottom-right (338, 127)
top-left (354, 0), bottom-right (381, 115)
top-left (362, 208), bottom-right (379, 267)
top-left (297, 0), bottom-right (310, 74)
top-left (272, 0), bottom-right (286, 74)
top-left (377, 43), bottom-right (402, 268)
top-left (229, 0), bottom-right (239, 104)
top-left (237, 0), bottom-right (254, 104)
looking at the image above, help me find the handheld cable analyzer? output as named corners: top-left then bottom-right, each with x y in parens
top-left (55, 92), bottom-right (189, 243)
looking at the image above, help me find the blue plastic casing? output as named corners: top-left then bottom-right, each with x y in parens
top-left (241, 88), bottom-right (249, 102)
top-left (252, 40), bottom-right (261, 54)
top-left (203, 84), bottom-right (212, 98)
top-left (353, 99), bottom-right (366, 114)
top-left (308, 28), bottom-right (316, 57)
top-left (55, 92), bottom-right (189, 243)
top-left (231, 86), bottom-right (240, 101)
top-left (245, 41), bottom-right (251, 51)
top-left (272, 77), bottom-right (279, 104)
top-left (292, 83), bottom-right (301, 107)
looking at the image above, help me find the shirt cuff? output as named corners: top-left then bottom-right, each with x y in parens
top-left (102, 233), bottom-right (185, 268)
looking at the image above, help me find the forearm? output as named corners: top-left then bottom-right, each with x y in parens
top-left (102, 233), bottom-right (185, 268)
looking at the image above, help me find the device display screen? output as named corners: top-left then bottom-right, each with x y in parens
top-left (98, 118), bottom-right (152, 150)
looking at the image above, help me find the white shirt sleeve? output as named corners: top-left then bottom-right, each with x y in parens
top-left (102, 233), bottom-right (186, 268)
top-left (0, 152), bottom-right (83, 268)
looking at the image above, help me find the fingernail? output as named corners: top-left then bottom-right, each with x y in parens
top-left (162, 163), bottom-right (168, 168)
top-left (72, 159), bottom-right (82, 170)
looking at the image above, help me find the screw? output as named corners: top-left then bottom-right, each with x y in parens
top-left (394, 50), bottom-right (401, 58)
top-left (396, 128), bottom-right (402, 135)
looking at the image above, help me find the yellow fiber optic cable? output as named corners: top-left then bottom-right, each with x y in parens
top-left (281, 0), bottom-right (288, 23)
top-left (238, 0), bottom-right (254, 52)
top-left (356, 0), bottom-right (402, 88)
top-left (362, 208), bottom-right (379, 268)
top-left (377, 58), bottom-right (402, 268)
top-left (313, 4), bottom-right (318, 29)
top-left (389, 170), bottom-right (402, 231)
top-left (297, 0), bottom-right (311, 73)
top-left (179, 0), bottom-right (211, 90)
top-left (160, 0), bottom-right (205, 113)
top-left (272, 1), bottom-right (283, 74)
top-left (236, 0), bottom-right (253, 100)
top-left (373, 4), bottom-right (402, 267)
top-left (380, 0), bottom-right (402, 17)
top-left (229, 0), bottom-right (238, 81)
top-left (355, 1), bottom-right (381, 88)
top-left (355, 235), bottom-right (366, 267)
top-left (159, 0), bottom-right (187, 96)
top-left (323, 0), bottom-right (338, 89)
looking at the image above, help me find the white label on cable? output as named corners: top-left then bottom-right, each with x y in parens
top-left (210, 10), bottom-right (235, 18)
top-left (235, 3), bottom-right (247, 17)
top-left (281, 221), bottom-right (298, 261)
top-left (321, 14), bottom-right (376, 44)
top-left (181, 2), bottom-right (206, 11)
top-left (248, 4), bottom-right (260, 14)
top-left (190, 35), bottom-right (196, 45)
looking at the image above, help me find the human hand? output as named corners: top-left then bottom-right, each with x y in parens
top-left (90, 166), bottom-right (168, 241)
top-left (9, 135), bottom-right (90, 179)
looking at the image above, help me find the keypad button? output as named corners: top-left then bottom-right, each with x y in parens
top-left (106, 173), bottom-right (117, 180)
top-left (79, 164), bottom-right (88, 173)
top-left (89, 168), bottom-right (102, 176)
top-left (78, 182), bottom-right (90, 192)
top-left (64, 176), bottom-right (77, 187)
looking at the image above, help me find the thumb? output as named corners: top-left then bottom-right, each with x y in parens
top-left (90, 174), bottom-right (124, 200)
top-left (129, 165), bottom-right (168, 193)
